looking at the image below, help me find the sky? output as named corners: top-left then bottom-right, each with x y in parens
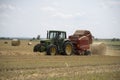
top-left (0, 0), bottom-right (120, 38)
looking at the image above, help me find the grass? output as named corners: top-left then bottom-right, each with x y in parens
top-left (0, 39), bottom-right (120, 80)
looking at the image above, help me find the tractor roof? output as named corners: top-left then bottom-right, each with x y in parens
top-left (48, 30), bottom-right (66, 33)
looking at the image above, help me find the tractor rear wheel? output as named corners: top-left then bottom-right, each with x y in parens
top-left (64, 42), bottom-right (73, 55)
top-left (47, 45), bottom-right (57, 55)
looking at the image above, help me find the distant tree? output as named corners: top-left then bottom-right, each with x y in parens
top-left (32, 37), bottom-right (35, 40)
top-left (111, 38), bottom-right (115, 41)
top-left (116, 38), bottom-right (120, 41)
top-left (111, 38), bottom-right (120, 41)
top-left (95, 38), bottom-right (98, 41)
top-left (0, 37), bottom-right (10, 40)
top-left (37, 35), bottom-right (40, 40)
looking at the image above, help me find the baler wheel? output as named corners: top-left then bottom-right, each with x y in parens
top-left (84, 50), bottom-right (91, 55)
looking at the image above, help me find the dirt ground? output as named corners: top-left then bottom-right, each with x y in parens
top-left (0, 40), bottom-right (120, 80)
top-left (0, 55), bottom-right (120, 80)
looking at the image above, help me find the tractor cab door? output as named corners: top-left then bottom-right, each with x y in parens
top-left (56, 32), bottom-right (66, 51)
top-left (48, 31), bottom-right (66, 51)
top-left (48, 31), bottom-right (60, 45)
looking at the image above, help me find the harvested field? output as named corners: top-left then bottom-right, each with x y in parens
top-left (0, 39), bottom-right (120, 80)
top-left (0, 40), bottom-right (40, 55)
top-left (0, 55), bottom-right (120, 80)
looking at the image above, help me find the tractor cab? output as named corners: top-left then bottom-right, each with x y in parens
top-left (47, 30), bottom-right (66, 45)
top-left (47, 30), bottom-right (66, 39)
top-left (47, 30), bottom-right (67, 51)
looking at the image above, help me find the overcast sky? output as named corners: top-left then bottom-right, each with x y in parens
top-left (0, 0), bottom-right (120, 38)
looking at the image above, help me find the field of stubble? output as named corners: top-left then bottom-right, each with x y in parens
top-left (0, 39), bottom-right (120, 80)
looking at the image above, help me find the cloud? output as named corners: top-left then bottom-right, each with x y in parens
top-left (52, 2), bottom-right (59, 6)
top-left (108, 0), bottom-right (120, 6)
top-left (40, 6), bottom-right (56, 12)
top-left (0, 3), bottom-right (26, 18)
top-left (40, 6), bottom-right (81, 19)
top-left (0, 4), bottom-right (16, 10)
top-left (52, 12), bottom-right (85, 19)
top-left (40, 5), bottom-right (86, 19)
top-left (100, 0), bottom-right (120, 9)
top-left (53, 12), bottom-right (73, 19)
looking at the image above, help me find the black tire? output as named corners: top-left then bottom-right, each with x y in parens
top-left (84, 50), bottom-right (91, 55)
top-left (63, 42), bottom-right (73, 55)
top-left (47, 45), bottom-right (57, 55)
top-left (33, 44), bottom-right (41, 52)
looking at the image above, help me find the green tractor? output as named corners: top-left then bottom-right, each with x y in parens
top-left (33, 30), bottom-right (73, 55)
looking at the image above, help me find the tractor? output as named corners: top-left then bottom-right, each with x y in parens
top-left (33, 30), bottom-right (73, 55)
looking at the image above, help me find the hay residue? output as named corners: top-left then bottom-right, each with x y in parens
top-left (90, 43), bottom-right (107, 55)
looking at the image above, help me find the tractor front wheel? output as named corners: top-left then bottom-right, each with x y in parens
top-left (64, 42), bottom-right (73, 55)
top-left (47, 45), bottom-right (57, 55)
top-left (33, 44), bottom-right (41, 52)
